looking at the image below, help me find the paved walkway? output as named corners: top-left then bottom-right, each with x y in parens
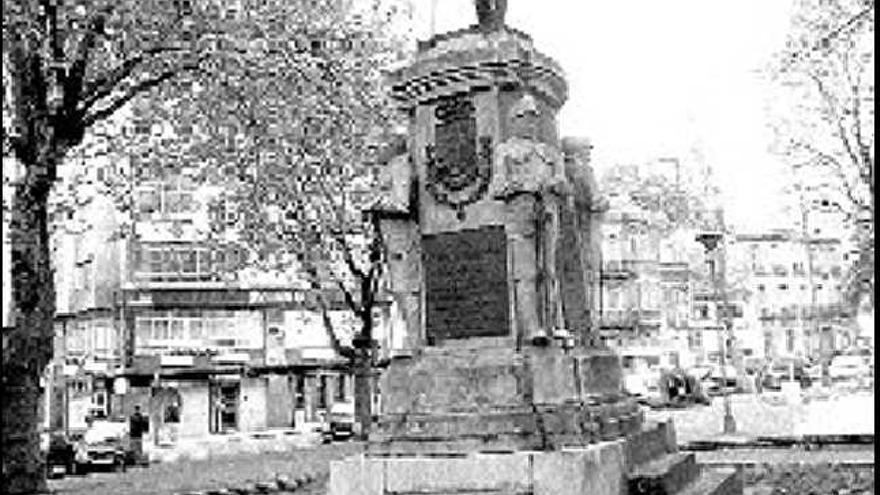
top-left (48, 443), bottom-right (363, 495)
top-left (696, 448), bottom-right (874, 466)
top-left (144, 427), bottom-right (323, 464)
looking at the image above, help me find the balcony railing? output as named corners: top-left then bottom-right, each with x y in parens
top-left (758, 303), bottom-right (853, 321)
top-left (600, 308), bottom-right (663, 328)
top-left (600, 309), bottom-right (638, 328)
top-left (601, 260), bottom-right (637, 280)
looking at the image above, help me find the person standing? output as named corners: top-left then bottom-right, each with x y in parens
top-left (129, 405), bottom-right (148, 466)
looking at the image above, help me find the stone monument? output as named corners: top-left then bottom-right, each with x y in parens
top-left (329, 5), bottom-right (743, 495)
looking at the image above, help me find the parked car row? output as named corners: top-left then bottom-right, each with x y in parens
top-left (44, 418), bottom-right (133, 478)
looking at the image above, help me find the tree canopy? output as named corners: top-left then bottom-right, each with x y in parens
top-left (767, 0), bottom-right (875, 305)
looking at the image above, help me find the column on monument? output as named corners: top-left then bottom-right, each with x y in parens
top-left (505, 194), bottom-right (543, 343)
top-left (380, 219), bottom-right (422, 351)
top-left (540, 192), bottom-right (567, 336)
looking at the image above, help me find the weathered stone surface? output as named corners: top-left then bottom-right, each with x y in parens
top-left (529, 347), bottom-right (578, 404)
top-left (384, 453), bottom-right (530, 493)
top-left (577, 351), bottom-right (624, 395)
top-left (330, 444), bottom-right (631, 495)
top-left (533, 443), bottom-right (627, 495)
top-left (379, 347), bottom-right (522, 415)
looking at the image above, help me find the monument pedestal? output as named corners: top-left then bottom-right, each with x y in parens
top-left (331, 420), bottom-right (743, 495)
top-left (369, 344), bottom-right (642, 455)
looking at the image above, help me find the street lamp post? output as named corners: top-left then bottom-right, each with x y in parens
top-left (696, 231), bottom-right (737, 435)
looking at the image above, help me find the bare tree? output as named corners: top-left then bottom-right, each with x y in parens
top-left (768, 0), bottom-right (875, 306)
top-left (1, 1), bottom-right (214, 491)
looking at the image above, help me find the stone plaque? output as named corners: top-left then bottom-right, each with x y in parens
top-left (423, 226), bottom-right (509, 340)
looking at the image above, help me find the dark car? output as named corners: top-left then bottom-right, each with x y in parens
top-left (45, 433), bottom-right (75, 478)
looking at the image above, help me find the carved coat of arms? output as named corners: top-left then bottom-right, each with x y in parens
top-left (425, 94), bottom-right (493, 218)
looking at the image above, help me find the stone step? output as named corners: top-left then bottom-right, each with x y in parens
top-left (628, 452), bottom-right (700, 495)
top-left (677, 467), bottom-right (743, 495)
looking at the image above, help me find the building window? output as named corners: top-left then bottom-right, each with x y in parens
top-left (294, 375), bottom-right (305, 408)
top-left (164, 403), bottom-right (180, 423)
top-left (757, 284), bottom-right (765, 292)
top-left (786, 329), bottom-right (795, 352)
top-left (778, 284), bottom-right (788, 290)
top-left (336, 375), bottom-right (346, 401)
top-left (134, 310), bottom-right (259, 353)
top-left (134, 243), bottom-right (245, 283)
top-left (318, 375), bottom-right (328, 409)
top-left (135, 178), bottom-right (196, 218)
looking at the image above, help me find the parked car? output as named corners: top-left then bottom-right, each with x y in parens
top-left (828, 355), bottom-right (870, 383)
top-left (45, 432), bottom-right (75, 478)
top-left (704, 364), bottom-right (738, 395)
top-left (322, 400), bottom-right (356, 443)
top-left (805, 362), bottom-right (825, 382)
top-left (80, 418), bottom-right (128, 472)
top-left (762, 359), bottom-right (810, 390)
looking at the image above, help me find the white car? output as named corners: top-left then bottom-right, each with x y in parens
top-left (321, 401), bottom-right (356, 442)
top-left (81, 419), bottom-right (128, 471)
top-left (828, 355), bottom-right (869, 382)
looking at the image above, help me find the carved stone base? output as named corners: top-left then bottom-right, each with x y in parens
top-left (374, 345), bottom-right (637, 455)
top-left (331, 420), bottom-right (744, 495)
top-left (330, 441), bottom-right (628, 495)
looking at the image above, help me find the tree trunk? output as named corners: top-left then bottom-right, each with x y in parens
top-left (352, 308), bottom-right (377, 441)
top-left (353, 354), bottom-right (374, 440)
top-left (2, 176), bottom-right (55, 494)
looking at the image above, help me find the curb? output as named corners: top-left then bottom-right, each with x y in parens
top-left (682, 433), bottom-right (875, 451)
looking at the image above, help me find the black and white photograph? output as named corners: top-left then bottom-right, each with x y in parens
top-left (2, 1), bottom-right (874, 494)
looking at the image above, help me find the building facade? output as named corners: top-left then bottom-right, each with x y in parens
top-left (731, 229), bottom-right (854, 362)
top-left (598, 195), bottom-right (665, 348)
top-left (48, 157), bottom-right (396, 445)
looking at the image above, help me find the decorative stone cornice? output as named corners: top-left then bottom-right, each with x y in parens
top-left (390, 28), bottom-right (568, 110)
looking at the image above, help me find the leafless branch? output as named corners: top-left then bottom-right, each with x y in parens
top-left (817, 2), bottom-right (875, 48)
top-left (79, 46), bottom-right (191, 113)
top-left (807, 71), bottom-right (863, 170)
top-left (315, 290), bottom-right (354, 358)
top-left (337, 278), bottom-right (364, 318)
top-left (80, 56), bottom-right (206, 129)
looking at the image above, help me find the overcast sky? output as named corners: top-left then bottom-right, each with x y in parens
top-left (408, 0), bottom-right (797, 230)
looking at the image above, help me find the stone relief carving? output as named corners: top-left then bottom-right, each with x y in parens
top-left (425, 94), bottom-right (493, 218)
